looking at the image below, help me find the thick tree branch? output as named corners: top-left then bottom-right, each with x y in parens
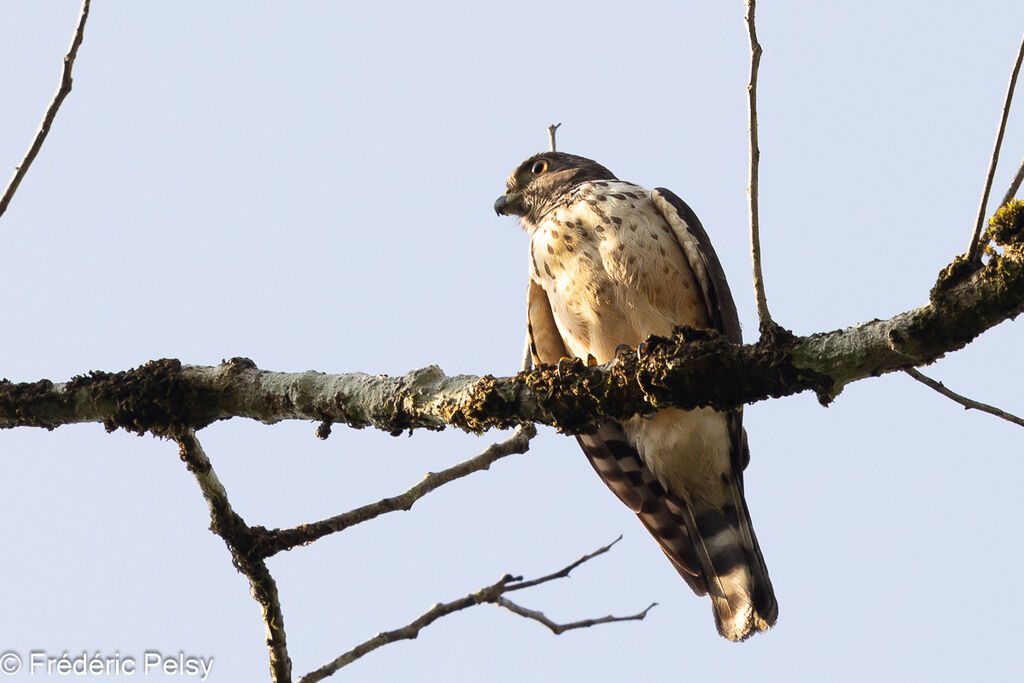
top-left (176, 430), bottom-right (292, 683)
top-left (967, 29), bottom-right (1024, 261)
top-left (904, 368), bottom-right (1024, 428)
top-left (0, 0), bottom-right (90, 221)
top-left (297, 538), bottom-right (650, 683)
top-left (2, 202), bottom-right (1022, 437)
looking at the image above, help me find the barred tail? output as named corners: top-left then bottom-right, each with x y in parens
top-left (675, 485), bottom-right (777, 641)
top-left (576, 423), bottom-right (776, 642)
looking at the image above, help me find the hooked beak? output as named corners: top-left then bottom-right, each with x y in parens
top-left (493, 190), bottom-right (523, 216)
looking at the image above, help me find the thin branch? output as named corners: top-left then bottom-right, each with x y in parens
top-left (744, 0), bottom-right (773, 331)
top-left (547, 122), bottom-right (561, 152)
top-left (250, 425), bottom-right (536, 557)
top-left (501, 535), bottom-right (623, 593)
top-left (967, 29), bottom-right (1024, 262)
top-left (999, 155), bottom-right (1024, 209)
top-left (904, 367), bottom-right (1024, 429)
top-left (0, 0), bottom-right (90, 221)
top-left (176, 431), bottom-right (292, 683)
top-left (494, 597), bottom-right (656, 635)
top-left (297, 538), bottom-right (650, 683)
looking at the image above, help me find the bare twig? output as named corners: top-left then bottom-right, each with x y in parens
top-left (494, 597), bottom-right (656, 635)
top-left (967, 29), bottom-right (1024, 262)
top-left (298, 537), bottom-right (651, 683)
top-left (548, 122), bottom-right (561, 152)
top-left (999, 155), bottom-right (1024, 209)
top-left (0, 0), bottom-right (90, 221)
top-left (905, 367), bottom-right (1024, 429)
top-left (176, 431), bottom-right (292, 683)
top-left (250, 425), bottom-right (536, 557)
top-left (501, 535), bottom-right (624, 592)
top-left (744, 0), bottom-right (773, 331)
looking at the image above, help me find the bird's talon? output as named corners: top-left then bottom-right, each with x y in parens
top-left (637, 342), bottom-right (649, 360)
top-left (556, 356), bottom-right (574, 378)
top-left (586, 353), bottom-right (598, 367)
top-left (614, 343), bottom-right (635, 358)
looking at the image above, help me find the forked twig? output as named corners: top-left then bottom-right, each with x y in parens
top-left (744, 0), bottom-right (773, 331)
top-left (967, 29), bottom-right (1024, 261)
top-left (176, 430), bottom-right (292, 683)
top-left (905, 368), bottom-right (1024, 429)
top-left (298, 537), bottom-right (653, 683)
top-left (177, 423), bottom-right (537, 682)
top-left (0, 0), bottom-right (91, 220)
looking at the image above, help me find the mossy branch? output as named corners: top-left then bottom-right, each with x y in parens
top-left (1, 202), bottom-right (1022, 438)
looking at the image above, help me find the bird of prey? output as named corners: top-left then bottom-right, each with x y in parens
top-left (494, 151), bottom-right (777, 641)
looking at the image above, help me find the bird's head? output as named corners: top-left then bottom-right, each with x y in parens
top-left (494, 152), bottom-right (617, 224)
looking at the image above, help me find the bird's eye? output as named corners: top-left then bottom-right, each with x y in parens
top-left (531, 160), bottom-right (548, 174)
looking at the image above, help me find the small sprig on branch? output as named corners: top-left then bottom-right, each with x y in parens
top-left (547, 122), bottom-right (561, 152)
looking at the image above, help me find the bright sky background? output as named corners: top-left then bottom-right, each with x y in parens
top-left (2, 2), bottom-right (1023, 682)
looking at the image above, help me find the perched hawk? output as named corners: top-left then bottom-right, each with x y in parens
top-left (494, 152), bottom-right (777, 641)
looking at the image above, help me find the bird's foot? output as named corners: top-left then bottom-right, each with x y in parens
top-left (556, 354), bottom-right (598, 378)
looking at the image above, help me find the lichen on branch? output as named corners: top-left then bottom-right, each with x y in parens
top-left (1, 213), bottom-right (1023, 438)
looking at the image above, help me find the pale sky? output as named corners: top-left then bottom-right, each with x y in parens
top-left (2, 2), bottom-right (1023, 681)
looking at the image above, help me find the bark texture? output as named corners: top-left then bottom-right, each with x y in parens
top-left (1, 202), bottom-right (1022, 437)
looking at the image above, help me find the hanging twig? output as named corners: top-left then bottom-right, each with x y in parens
top-left (297, 537), bottom-right (653, 683)
top-left (548, 122), bottom-right (561, 152)
top-left (905, 368), bottom-right (1024, 429)
top-left (0, 0), bottom-right (91, 221)
top-left (967, 29), bottom-right (1024, 262)
top-left (744, 0), bottom-right (773, 331)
